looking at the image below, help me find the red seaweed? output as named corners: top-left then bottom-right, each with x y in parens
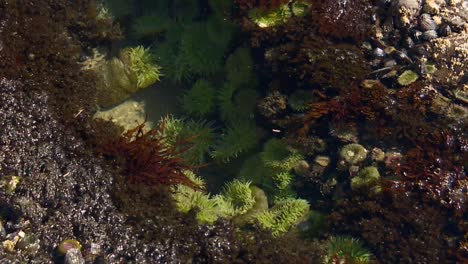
top-left (100, 121), bottom-right (197, 188)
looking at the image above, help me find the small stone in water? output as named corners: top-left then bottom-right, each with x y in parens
top-left (65, 248), bottom-right (85, 264)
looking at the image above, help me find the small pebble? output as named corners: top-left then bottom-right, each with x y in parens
top-left (65, 248), bottom-right (85, 264)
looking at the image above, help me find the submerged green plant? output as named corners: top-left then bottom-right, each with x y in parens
top-left (211, 120), bottom-right (258, 162)
top-left (220, 179), bottom-right (256, 214)
top-left (261, 138), bottom-right (304, 172)
top-left (120, 46), bottom-right (162, 89)
top-left (255, 198), bottom-right (310, 236)
top-left (180, 79), bottom-right (216, 118)
top-left (324, 237), bottom-right (372, 264)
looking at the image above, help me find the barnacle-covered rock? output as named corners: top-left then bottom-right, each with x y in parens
top-left (258, 90), bottom-right (288, 118)
top-left (426, 34), bottom-right (468, 88)
top-left (391, 0), bottom-right (423, 27)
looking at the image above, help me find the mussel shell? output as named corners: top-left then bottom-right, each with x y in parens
top-left (439, 24), bottom-right (452, 37)
top-left (411, 29), bottom-right (423, 42)
top-left (419, 13), bottom-right (437, 31)
top-left (373, 48), bottom-right (386, 58)
top-left (422, 30), bottom-right (438, 41)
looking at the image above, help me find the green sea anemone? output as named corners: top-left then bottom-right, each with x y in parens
top-left (220, 179), bottom-right (256, 214)
top-left (171, 0), bottom-right (200, 23)
top-left (119, 46), bottom-right (162, 89)
top-left (174, 188), bottom-right (220, 224)
top-left (272, 171), bottom-right (294, 191)
top-left (211, 120), bottom-right (258, 162)
top-left (131, 13), bottom-right (170, 39)
top-left (205, 16), bottom-right (236, 52)
top-left (152, 23), bottom-right (192, 83)
top-left (180, 79), bottom-right (216, 118)
top-left (248, 4), bottom-right (291, 28)
top-left (288, 89), bottom-right (314, 111)
top-left (158, 116), bottom-right (215, 166)
top-left (255, 198), bottom-right (310, 237)
top-left (233, 186), bottom-right (269, 225)
top-left (324, 237), bottom-right (372, 264)
top-left (173, 171), bottom-right (235, 224)
top-left (225, 47), bottom-right (254, 86)
top-left (291, 0), bottom-right (312, 17)
top-left (104, 0), bottom-right (135, 18)
top-left (218, 82), bottom-right (258, 124)
top-left (351, 166), bottom-right (381, 192)
top-left (208, 0), bottom-right (233, 16)
top-left (339, 143), bottom-right (368, 165)
top-left (261, 138), bottom-right (304, 172)
top-left (180, 22), bottom-right (224, 76)
top-left (238, 154), bottom-right (273, 188)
